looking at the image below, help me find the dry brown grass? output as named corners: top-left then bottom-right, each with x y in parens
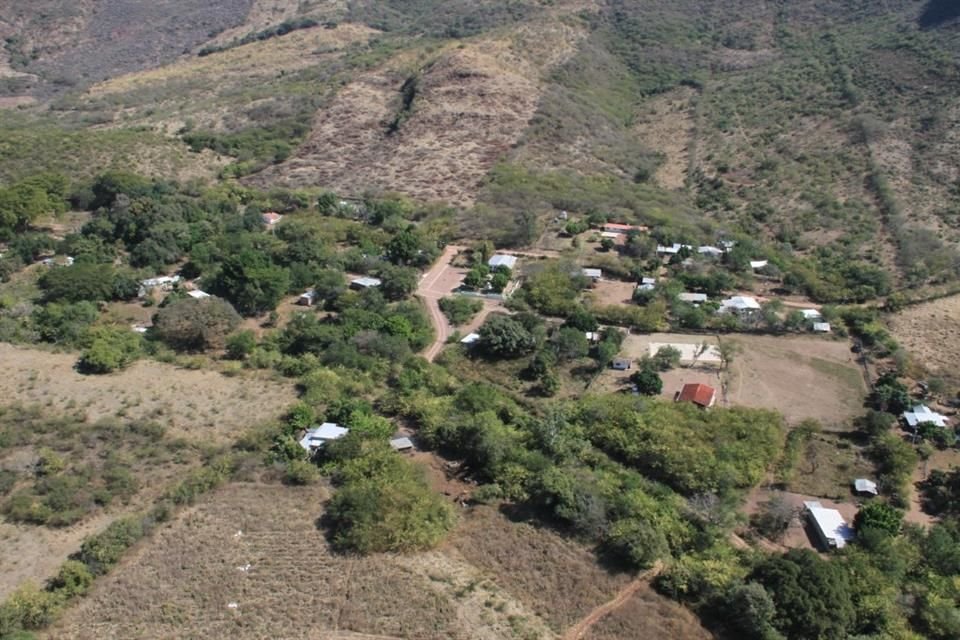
top-left (248, 19), bottom-right (587, 205)
top-left (632, 86), bottom-right (698, 190)
top-left (888, 294), bottom-right (960, 383)
top-left (582, 585), bottom-right (713, 640)
top-left (0, 344), bottom-right (297, 446)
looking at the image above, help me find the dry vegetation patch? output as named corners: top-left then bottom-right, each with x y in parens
top-left (888, 294), bottom-right (960, 383)
top-left (582, 585), bottom-right (713, 640)
top-left (0, 344), bottom-right (296, 445)
top-left (631, 86), bottom-right (698, 190)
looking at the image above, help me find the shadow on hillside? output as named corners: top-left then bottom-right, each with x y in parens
top-left (919, 0), bottom-right (960, 29)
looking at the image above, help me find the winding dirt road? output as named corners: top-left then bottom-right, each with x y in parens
top-left (418, 245), bottom-right (466, 362)
top-left (562, 562), bottom-right (664, 640)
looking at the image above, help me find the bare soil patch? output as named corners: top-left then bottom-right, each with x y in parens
top-left (0, 344), bottom-right (296, 445)
top-left (593, 333), bottom-right (865, 427)
top-left (586, 280), bottom-right (636, 307)
top-left (888, 294), bottom-right (960, 383)
top-left (582, 583), bottom-right (713, 640)
top-left (742, 488), bottom-right (858, 552)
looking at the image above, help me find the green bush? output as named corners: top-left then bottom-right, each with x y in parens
top-left (77, 327), bottom-right (142, 374)
top-left (438, 296), bottom-right (483, 326)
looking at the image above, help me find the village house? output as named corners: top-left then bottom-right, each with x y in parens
top-left (804, 501), bottom-right (854, 550)
top-left (853, 479), bottom-right (879, 496)
top-left (678, 292), bottom-right (708, 304)
top-left (139, 275), bottom-right (181, 298)
top-left (187, 290), bottom-right (211, 300)
top-left (697, 245), bottom-right (724, 258)
top-left (902, 404), bottom-right (950, 429)
top-left (488, 254), bottom-right (518, 270)
top-left (350, 276), bottom-right (382, 290)
top-left (676, 383), bottom-right (717, 409)
top-left (656, 243), bottom-right (693, 256)
top-left (749, 260), bottom-right (769, 270)
top-left (719, 296), bottom-right (761, 315)
top-left (813, 322), bottom-right (831, 333)
top-left (460, 332), bottom-right (481, 345)
top-left (297, 289), bottom-right (318, 306)
top-left (299, 423), bottom-right (348, 454)
top-left (389, 437), bottom-right (414, 452)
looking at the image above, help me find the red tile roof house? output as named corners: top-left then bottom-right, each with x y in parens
top-left (675, 383), bottom-right (717, 409)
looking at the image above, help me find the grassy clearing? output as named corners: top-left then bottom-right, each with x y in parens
top-left (785, 433), bottom-right (874, 500)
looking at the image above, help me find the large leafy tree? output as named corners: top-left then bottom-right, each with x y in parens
top-left (479, 314), bottom-right (537, 358)
top-left (153, 297), bottom-right (241, 351)
top-left (211, 250), bottom-right (290, 315)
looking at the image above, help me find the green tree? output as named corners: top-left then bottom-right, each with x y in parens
top-left (724, 582), bottom-right (781, 640)
top-left (153, 297), bottom-right (241, 351)
top-left (212, 250), bottom-right (290, 315)
top-left (225, 330), bottom-right (256, 360)
top-left (378, 264), bottom-right (417, 301)
top-left (77, 327), bottom-right (143, 374)
top-left (854, 502), bottom-right (904, 539)
top-left (869, 373), bottom-right (911, 415)
top-left (479, 315), bottom-right (536, 358)
top-left (564, 307), bottom-right (599, 332)
top-left (652, 345), bottom-right (682, 371)
top-left (438, 296), bottom-right (483, 326)
top-left (631, 366), bottom-right (663, 395)
top-left (552, 327), bottom-right (589, 361)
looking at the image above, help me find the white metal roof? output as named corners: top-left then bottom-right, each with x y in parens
top-left (854, 479), bottom-right (878, 495)
top-left (488, 254), bottom-right (518, 269)
top-left (678, 292), bottom-right (708, 303)
top-left (804, 501), bottom-right (854, 549)
top-left (721, 296), bottom-right (761, 310)
top-left (637, 283), bottom-right (655, 291)
top-left (801, 309), bottom-right (822, 319)
top-left (698, 246), bottom-right (724, 256)
top-left (351, 276), bottom-right (382, 288)
top-left (641, 277), bottom-right (656, 285)
top-left (188, 290), bottom-right (211, 299)
top-left (903, 405), bottom-right (948, 428)
top-left (460, 332), bottom-right (481, 344)
top-left (299, 423), bottom-right (349, 451)
top-left (750, 260), bottom-right (769, 269)
top-left (656, 243), bottom-right (693, 254)
top-left (813, 322), bottom-right (831, 332)
top-left (582, 268), bottom-right (602, 279)
top-left (390, 437), bottom-right (414, 451)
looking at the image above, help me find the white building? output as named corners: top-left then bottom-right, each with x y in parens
top-left (698, 246), bottom-right (724, 257)
top-left (298, 290), bottom-right (318, 306)
top-left (460, 332), bottom-right (481, 345)
top-left (656, 243), bottom-right (693, 255)
top-left (903, 405), bottom-right (949, 429)
top-left (641, 277), bottom-right (656, 286)
top-left (390, 437), bottom-right (414, 452)
top-left (720, 296), bottom-right (761, 313)
top-left (187, 290), bottom-right (211, 299)
top-left (582, 268), bottom-right (602, 280)
top-left (350, 276), bottom-right (382, 289)
top-left (678, 292), bottom-right (708, 304)
top-left (750, 260), bottom-right (769, 270)
top-left (853, 479), bottom-right (879, 496)
top-left (804, 501), bottom-right (854, 550)
top-left (299, 423), bottom-right (349, 453)
top-left (488, 254), bottom-right (518, 270)
top-left (813, 322), bottom-right (831, 333)
top-left (800, 309), bottom-right (822, 320)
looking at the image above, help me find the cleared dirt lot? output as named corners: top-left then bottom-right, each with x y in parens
top-left (742, 488), bottom-right (858, 553)
top-left (587, 280), bottom-right (637, 307)
top-left (0, 344), bottom-right (297, 445)
top-left (888, 294), bottom-right (960, 382)
top-left (594, 333), bottom-right (866, 427)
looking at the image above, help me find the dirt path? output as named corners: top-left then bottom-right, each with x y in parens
top-left (418, 245), bottom-right (466, 362)
top-left (561, 562), bottom-right (663, 640)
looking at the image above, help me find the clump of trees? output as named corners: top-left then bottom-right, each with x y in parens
top-left (438, 296), bottom-right (483, 326)
top-left (77, 327), bottom-right (143, 374)
top-left (153, 297), bottom-right (241, 351)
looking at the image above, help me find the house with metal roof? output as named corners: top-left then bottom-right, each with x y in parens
top-left (853, 479), bottom-right (879, 496)
top-left (390, 437), bottom-right (414, 452)
top-left (800, 309), bottom-right (822, 320)
top-left (298, 289), bottom-right (318, 306)
top-left (678, 292), bottom-right (708, 304)
top-left (488, 254), bottom-right (518, 270)
top-left (750, 259), bottom-right (769, 270)
top-left (902, 405), bottom-right (949, 428)
top-left (298, 423), bottom-right (349, 453)
top-left (460, 332), bottom-right (481, 345)
top-left (720, 296), bottom-right (761, 313)
top-left (804, 501), bottom-right (854, 550)
top-left (187, 290), bottom-right (211, 299)
top-left (350, 276), bottom-right (382, 290)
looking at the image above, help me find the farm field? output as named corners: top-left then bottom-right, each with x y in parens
top-left (593, 333), bottom-right (867, 427)
top-left (44, 481), bottom-right (710, 640)
top-left (888, 294), bottom-right (960, 383)
top-left (0, 344), bottom-right (297, 445)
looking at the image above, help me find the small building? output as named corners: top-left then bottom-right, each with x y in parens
top-left (297, 290), bottom-right (318, 306)
top-left (131, 325), bottom-right (150, 334)
top-left (698, 246), bottom-right (724, 257)
top-left (187, 290), bottom-right (211, 300)
top-left (585, 331), bottom-right (601, 343)
top-left (390, 437), bottom-right (414, 452)
top-left (678, 292), bottom-right (708, 304)
top-left (656, 243), bottom-right (693, 255)
top-left (262, 212), bottom-right (283, 226)
top-left (720, 296), bottom-right (761, 314)
top-left (350, 276), bottom-right (382, 290)
top-left (813, 322), bottom-right (831, 333)
top-left (139, 275), bottom-right (182, 297)
top-left (800, 309), bottom-right (822, 320)
top-left (676, 383), bottom-right (717, 409)
top-left (488, 254), bottom-right (518, 270)
top-left (611, 358), bottom-right (632, 371)
top-left (460, 332), bottom-right (481, 345)
top-left (750, 260), bottom-right (769, 270)
top-left (600, 231), bottom-right (627, 244)
top-left (853, 479), bottom-right (879, 496)
top-left (603, 222), bottom-right (648, 234)
top-left (636, 283), bottom-right (655, 292)
top-left (582, 267), bottom-right (603, 280)
top-left (299, 423), bottom-right (349, 453)
top-left (902, 405), bottom-right (949, 429)
top-left (804, 501), bottom-right (854, 550)
top-left (641, 277), bottom-right (656, 286)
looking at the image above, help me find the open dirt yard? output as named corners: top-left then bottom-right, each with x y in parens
top-left (586, 280), bottom-right (637, 307)
top-left (742, 488), bottom-right (859, 553)
top-left (593, 333), bottom-right (866, 427)
top-left (44, 480), bottom-right (709, 640)
top-left (0, 344), bottom-right (296, 445)
top-left (888, 294), bottom-right (960, 382)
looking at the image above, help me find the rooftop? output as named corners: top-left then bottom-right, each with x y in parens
top-left (460, 332), bottom-right (481, 344)
top-left (582, 268), bottom-right (603, 279)
top-left (488, 254), bottom-right (518, 269)
top-left (677, 383), bottom-right (716, 408)
top-left (720, 295), bottom-right (761, 311)
top-left (804, 501), bottom-right (854, 549)
top-left (351, 276), bottom-right (382, 288)
top-left (903, 405), bottom-right (949, 428)
top-left (298, 422), bottom-right (349, 451)
top-left (678, 292), bottom-right (708, 303)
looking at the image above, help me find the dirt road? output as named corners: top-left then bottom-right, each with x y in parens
top-left (418, 245), bottom-right (466, 362)
top-left (562, 562), bottom-right (663, 640)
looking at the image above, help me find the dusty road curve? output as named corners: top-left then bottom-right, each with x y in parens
top-left (418, 245), bottom-right (466, 362)
top-left (562, 562), bottom-right (663, 640)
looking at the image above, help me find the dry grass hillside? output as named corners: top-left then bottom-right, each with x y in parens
top-left (44, 483), bottom-right (712, 640)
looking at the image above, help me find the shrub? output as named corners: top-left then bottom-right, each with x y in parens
top-left (77, 327), bottom-right (142, 374)
top-left (438, 296), bottom-right (483, 326)
top-left (225, 330), bottom-right (256, 360)
top-left (478, 314), bottom-right (537, 358)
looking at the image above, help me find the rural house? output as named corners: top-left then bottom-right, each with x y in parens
top-left (719, 296), bottom-right (761, 315)
top-left (582, 267), bottom-right (603, 281)
top-left (611, 358), bottom-right (632, 371)
top-left (488, 254), bottom-right (518, 270)
top-left (804, 501), bottom-right (854, 550)
top-left (390, 437), bottom-right (414, 452)
top-left (902, 405), bottom-right (949, 429)
top-left (676, 383), bottom-right (717, 409)
top-left (678, 292), bottom-right (708, 304)
top-left (297, 290), bottom-right (318, 306)
top-left (299, 423), bottom-right (349, 453)
top-left (350, 276), bottom-right (382, 290)
top-left (187, 290), bottom-right (211, 299)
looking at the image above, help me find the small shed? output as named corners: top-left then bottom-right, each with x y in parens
top-left (460, 332), bottom-right (481, 345)
top-left (298, 290), bottom-right (318, 306)
top-left (813, 322), bottom-right (831, 333)
top-left (678, 292), bottom-right (708, 304)
top-left (582, 268), bottom-right (603, 280)
top-left (750, 260), bottom-right (769, 270)
top-left (853, 479), bottom-right (878, 496)
top-left (585, 331), bottom-right (601, 343)
top-left (390, 437), bottom-right (414, 452)
top-left (611, 358), bottom-right (632, 371)
top-left (903, 405), bottom-right (949, 429)
top-left (641, 277), bottom-right (656, 285)
top-left (698, 246), bottom-right (724, 257)
top-left (720, 296), bottom-right (761, 313)
top-left (262, 212), bottom-right (283, 226)
top-left (188, 290), bottom-right (211, 300)
top-left (800, 309), bottom-right (822, 320)
top-left (298, 422), bottom-right (349, 452)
